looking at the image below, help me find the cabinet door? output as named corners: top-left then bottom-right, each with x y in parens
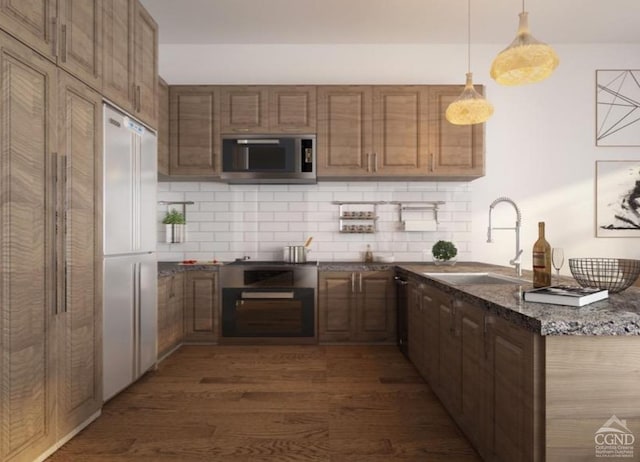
top-left (420, 285), bottom-right (441, 385)
top-left (318, 272), bottom-right (355, 342)
top-left (457, 300), bottom-right (486, 453)
top-left (220, 85), bottom-right (268, 133)
top-left (428, 85), bottom-right (485, 179)
top-left (169, 86), bottom-right (219, 176)
top-left (0, 31), bottom-right (58, 462)
top-left (372, 86), bottom-right (430, 176)
top-left (407, 283), bottom-right (424, 375)
top-left (317, 86), bottom-right (373, 177)
top-left (268, 85), bottom-right (316, 133)
top-left (356, 271), bottom-right (395, 342)
top-left (102, 0), bottom-right (132, 112)
top-left (486, 315), bottom-right (537, 462)
top-left (437, 295), bottom-right (461, 413)
top-left (157, 77), bottom-right (169, 176)
top-left (158, 273), bottom-right (184, 357)
top-left (58, 0), bottom-right (102, 90)
top-left (132, 0), bottom-right (157, 127)
top-left (0, 0), bottom-right (56, 59)
top-left (56, 70), bottom-right (102, 437)
top-left (184, 271), bottom-right (218, 342)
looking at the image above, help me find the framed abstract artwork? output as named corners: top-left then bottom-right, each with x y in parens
top-left (596, 160), bottom-right (640, 237)
top-left (596, 70), bottom-right (640, 146)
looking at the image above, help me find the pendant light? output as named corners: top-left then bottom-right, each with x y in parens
top-left (490, 0), bottom-right (559, 86)
top-left (445, 0), bottom-right (494, 126)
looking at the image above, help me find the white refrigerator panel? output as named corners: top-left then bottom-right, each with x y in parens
top-left (103, 256), bottom-right (135, 401)
top-left (103, 106), bottom-right (134, 255)
top-left (139, 130), bottom-right (157, 253)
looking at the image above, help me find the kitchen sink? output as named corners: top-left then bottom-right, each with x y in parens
top-left (422, 272), bottom-right (526, 285)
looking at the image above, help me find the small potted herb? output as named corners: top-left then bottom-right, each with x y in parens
top-left (162, 209), bottom-right (186, 243)
top-left (432, 240), bottom-right (457, 265)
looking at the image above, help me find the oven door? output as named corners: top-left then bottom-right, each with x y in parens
top-left (221, 288), bottom-right (315, 337)
top-left (222, 138), bottom-right (297, 173)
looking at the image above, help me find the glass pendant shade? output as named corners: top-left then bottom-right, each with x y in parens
top-left (491, 12), bottom-right (559, 86)
top-left (446, 73), bottom-right (494, 125)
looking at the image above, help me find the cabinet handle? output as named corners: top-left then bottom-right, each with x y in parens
top-left (484, 316), bottom-right (495, 359)
top-left (351, 272), bottom-right (356, 293)
top-left (373, 153), bottom-right (378, 173)
top-left (61, 24), bottom-right (67, 63)
top-left (359, 273), bottom-right (363, 293)
top-left (430, 153), bottom-right (435, 172)
top-left (61, 155), bottom-right (68, 313)
top-left (51, 18), bottom-right (58, 58)
top-left (51, 153), bottom-right (59, 315)
top-left (366, 153), bottom-right (371, 172)
top-left (136, 85), bottom-right (141, 112)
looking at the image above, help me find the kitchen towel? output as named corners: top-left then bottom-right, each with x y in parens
top-left (402, 220), bottom-right (437, 232)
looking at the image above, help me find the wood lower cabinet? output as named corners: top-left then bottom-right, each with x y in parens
top-left (406, 278), bottom-right (542, 462)
top-left (157, 77), bottom-right (169, 176)
top-left (158, 273), bottom-right (184, 357)
top-left (318, 271), bottom-right (395, 343)
top-left (0, 32), bottom-right (101, 462)
top-left (428, 86), bottom-right (485, 178)
top-left (184, 271), bottom-right (219, 342)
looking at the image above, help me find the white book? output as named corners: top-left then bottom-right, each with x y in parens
top-left (523, 285), bottom-right (609, 307)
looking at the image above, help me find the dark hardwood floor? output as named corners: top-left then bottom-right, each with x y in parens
top-left (48, 345), bottom-right (480, 461)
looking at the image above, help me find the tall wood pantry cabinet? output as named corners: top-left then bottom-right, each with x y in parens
top-left (0, 31), bottom-right (102, 462)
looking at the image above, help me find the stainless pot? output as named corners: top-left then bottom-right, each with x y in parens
top-left (284, 245), bottom-right (309, 263)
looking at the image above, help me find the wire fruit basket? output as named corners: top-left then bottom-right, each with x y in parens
top-left (568, 258), bottom-right (640, 294)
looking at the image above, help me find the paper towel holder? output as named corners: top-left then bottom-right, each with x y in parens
top-left (390, 201), bottom-right (445, 226)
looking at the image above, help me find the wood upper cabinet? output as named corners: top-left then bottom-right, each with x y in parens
top-left (269, 86), bottom-right (316, 133)
top-left (184, 271), bottom-right (219, 343)
top-left (56, 69), bottom-right (102, 438)
top-left (0, 0), bottom-right (56, 59)
top-left (428, 85), bottom-right (485, 178)
top-left (102, 0), bottom-right (157, 128)
top-left (169, 86), bottom-right (219, 176)
top-left (317, 86), bottom-right (373, 177)
top-left (157, 77), bottom-right (169, 176)
top-left (57, 0), bottom-right (102, 90)
top-left (0, 31), bottom-right (58, 462)
top-left (318, 270), bottom-right (395, 343)
top-left (220, 86), bottom-right (269, 133)
top-left (132, 0), bottom-right (157, 127)
top-left (158, 273), bottom-right (184, 357)
top-left (102, 0), bottom-right (132, 112)
top-left (372, 86), bottom-right (430, 176)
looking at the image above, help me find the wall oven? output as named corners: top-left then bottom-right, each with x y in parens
top-left (220, 263), bottom-right (317, 342)
top-left (220, 135), bottom-right (316, 184)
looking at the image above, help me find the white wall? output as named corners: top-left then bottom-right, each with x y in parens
top-left (159, 43), bottom-right (640, 271)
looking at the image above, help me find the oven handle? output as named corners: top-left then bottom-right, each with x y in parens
top-left (241, 291), bottom-right (295, 299)
top-left (236, 139), bottom-right (280, 145)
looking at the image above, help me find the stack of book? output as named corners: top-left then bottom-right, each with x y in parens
top-left (523, 285), bottom-right (609, 307)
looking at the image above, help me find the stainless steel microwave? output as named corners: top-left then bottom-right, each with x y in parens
top-left (220, 135), bottom-right (316, 184)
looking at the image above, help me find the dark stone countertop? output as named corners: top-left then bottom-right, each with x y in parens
top-left (158, 260), bottom-right (640, 336)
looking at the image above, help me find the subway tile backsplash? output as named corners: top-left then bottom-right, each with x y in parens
top-left (157, 181), bottom-right (473, 262)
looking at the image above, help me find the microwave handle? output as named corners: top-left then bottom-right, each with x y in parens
top-left (236, 139), bottom-right (280, 145)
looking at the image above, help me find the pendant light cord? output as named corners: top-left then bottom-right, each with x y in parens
top-left (522, 0), bottom-right (525, 13)
top-left (467, 0), bottom-right (471, 73)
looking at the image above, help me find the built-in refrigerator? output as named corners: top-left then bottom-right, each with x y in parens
top-left (103, 103), bottom-right (157, 401)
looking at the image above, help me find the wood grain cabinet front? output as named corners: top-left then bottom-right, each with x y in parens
top-left (0, 32), bottom-right (102, 462)
top-left (157, 77), bottom-right (169, 176)
top-left (184, 271), bottom-right (219, 343)
top-left (318, 271), bottom-right (395, 343)
top-left (158, 273), bottom-right (185, 357)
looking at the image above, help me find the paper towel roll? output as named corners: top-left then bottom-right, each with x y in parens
top-left (402, 220), bottom-right (437, 231)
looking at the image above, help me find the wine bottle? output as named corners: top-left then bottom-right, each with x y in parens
top-left (532, 221), bottom-right (552, 288)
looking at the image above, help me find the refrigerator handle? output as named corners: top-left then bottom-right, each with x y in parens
top-left (132, 262), bottom-right (139, 378)
top-left (136, 262), bottom-right (142, 376)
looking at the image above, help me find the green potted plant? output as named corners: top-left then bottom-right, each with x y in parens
top-left (162, 209), bottom-right (186, 243)
top-left (432, 240), bottom-right (457, 265)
